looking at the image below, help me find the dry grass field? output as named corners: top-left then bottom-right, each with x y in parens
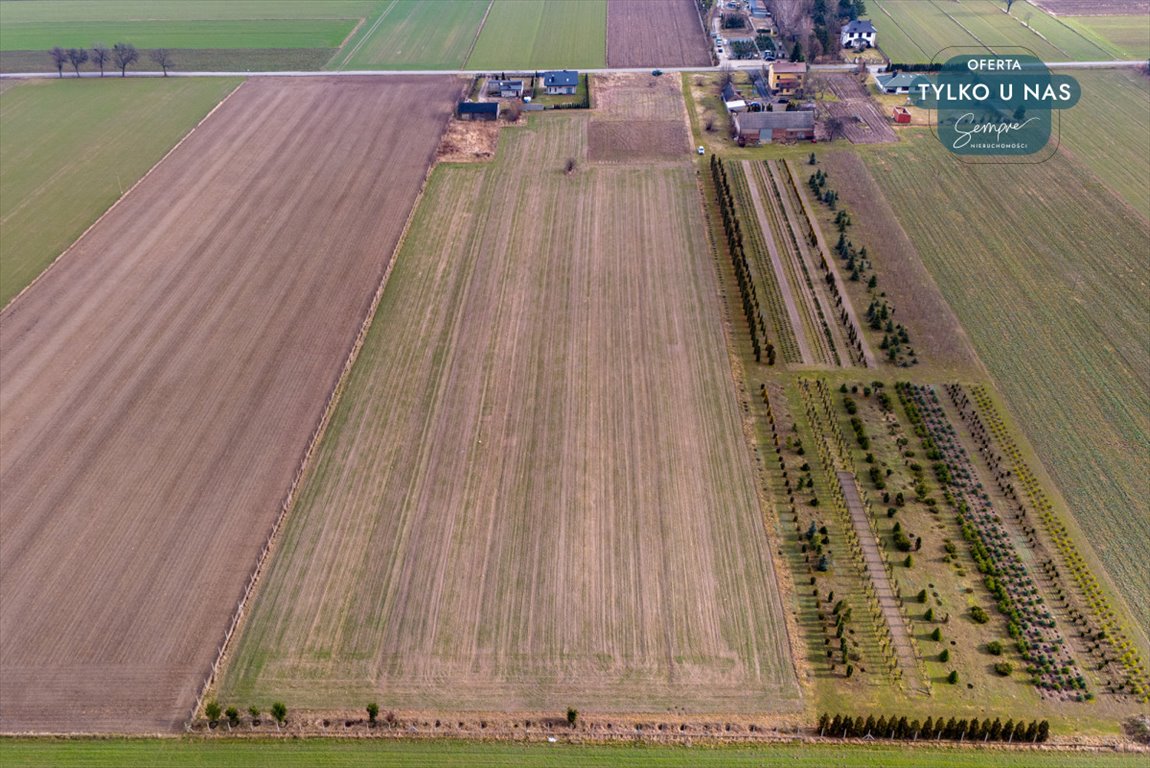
top-left (606, 0), bottom-right (710, 68)
top-left (221, 110), bottom-right (799, 714)
top-left (0, 76), bottom-right (459, 732)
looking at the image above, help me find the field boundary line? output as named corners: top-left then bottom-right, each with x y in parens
top-left (336, 0), bottom-right (399, 70)
top-left (462, 0), bottom-right (495, 69)
top-left (0, 80), bottom-right (245, 316)
top-left (873, 0), bottom-right (930, 61)
top-left (187, 93), bottom-right (464, 727)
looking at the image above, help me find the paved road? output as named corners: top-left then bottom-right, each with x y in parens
top-left (2, 60), bottom-right (1142, 79)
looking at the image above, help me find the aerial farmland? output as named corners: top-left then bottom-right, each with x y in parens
top-left (0, 0), bottom-right (1148, 764)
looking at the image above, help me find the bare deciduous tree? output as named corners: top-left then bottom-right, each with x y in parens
top-left (112, 42), bottom-right (138, 77)
top-left (49, 46), bottom-right (67, 78)
top-left (564, 157), bottom-right (577, 174)
top-left (66, 47), bottom-right (88, 76)
top-left (770, 0), bottom-right (813, 39)
top-left (825, 115), bottom-right (844, 141)
top-left (150, 48), bottom-right (173, 76)
top-left (91, 44), bottom-right (109, 77)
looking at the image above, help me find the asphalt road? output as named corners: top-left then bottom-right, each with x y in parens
top-left (1, 60), bottom-right (1143, 80)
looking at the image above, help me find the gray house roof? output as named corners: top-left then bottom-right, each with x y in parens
top-left (721, 82), bottom-right (738, 102)
top-left (843, 19), bottom-right (876, 35)
top-left (875, 72), bottom-right (919, 91)
top-left (735, 110), bottom-right (815, 132)
top-left (489, 79), bottom-right (524, 92)
top-left (542, 70), bottom-right (579, 88)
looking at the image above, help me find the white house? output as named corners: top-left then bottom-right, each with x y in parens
top-left (841, 19), bottom-right (876, 49)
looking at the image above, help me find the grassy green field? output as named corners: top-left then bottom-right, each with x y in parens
top-left (1, 738), bottom-right (1141, 767)
top-left (1065, 14), bottom-right (1150, 59)
top-left (0, 78), bottom-right (238, 306)
top-left (871, 0), bottom-right (1113, 63)
top-left (0, 0), bottom-right (379, 50)
top-left (1057, 69), bottom-right (1150, 219)
top-left (0, 20), bottom-right (356, 50)
top-left (467, 0), bottom-right (606, 70)
top-left (334, 0), bottom-right (489, 70)
top-left (864, 133), bottom-right (1150, 640)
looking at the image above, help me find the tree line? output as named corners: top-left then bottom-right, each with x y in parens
top-left (818, 712), bottom-right (1050, 743)
top-left (48, 43), bottom-right (174, 77)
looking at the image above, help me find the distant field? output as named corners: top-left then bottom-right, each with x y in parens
top-left (0, 78), bottom-right (238, 306)
top-left (335, 0), bottom-right (489, 70)
top-left (0, 738), bottom-right (1140, 768)
top-left (222, 112), bottom-right (797, 714)
top-left (1065, 14), bottom-right (1150, 58)
top-left (865, 134), bottom-right (1150, 638)
top-left (0, 19), bottom-right (355, 50)
top-left (606, 0), bottom-right (710, 68)
top-left (1058, 69), bottom-right (1150, 218)
top-left (467, 0), bottom-right (606, 70)
top-left (871, 0), bottom-right (1113, 63)
top-left (0, 48), bottom-right (336, 74)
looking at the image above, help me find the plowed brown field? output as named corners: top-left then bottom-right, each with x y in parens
top-left (0, 76), bottom-right (459, 733)
top-left (222, 114), bottom-right (800, 714)
top-left (607, 0), bottom-right (711, 68)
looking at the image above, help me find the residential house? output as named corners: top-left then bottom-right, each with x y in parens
top-left (768, 61), bottom-right (806, 97)
top-left (458, 101), bottom-right (500, 121)
top-left (733, 110), bottom-right (815, 145)
top-left (841, 19), bottom-right (877, 49)
top-left (875, 72), bottom-right (919, 95)
top-left (486, 79), bottom-right (524, 98)
top-left (541, 70), bottom-right (579, 95)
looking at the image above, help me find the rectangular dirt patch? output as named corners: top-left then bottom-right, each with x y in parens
top-left (588, 119), bottom-right (691, 161)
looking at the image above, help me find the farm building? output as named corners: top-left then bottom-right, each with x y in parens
top-left (486, 79), bottom-right (524, 98)
top-left (541, 70), bottom-right (579, 95)
top-left (892, 106), bottom-right (912, 124)
top-left (875, 72), bottom-right (918, 95)
top-left (841, 19), bottom-right (877, 48)
top-left (768, 61), bottom-right (806, 97)
top-left (733, 110), bottom-right (815, 145)
top-left (458, 101), bottom-right (500, 121)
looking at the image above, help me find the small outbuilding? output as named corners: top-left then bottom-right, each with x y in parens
top-left (487, 79), bottom-right (524, 98)
top-left (733, 110), bottom-right (815, 145)
top-left (458, 101), bottom-right (500, 121)
top-left (541, 70), bottom-right (579, 95)
top-left (892, 106), bottom-right (911, 124)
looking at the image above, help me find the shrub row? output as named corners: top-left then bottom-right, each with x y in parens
top-left (818, 712), bottom-right (1049, 743)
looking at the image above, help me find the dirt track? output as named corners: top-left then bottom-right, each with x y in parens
top-left (607, 0), bottom-right (712, 68)
top-left (0, 75), bottom-right (459, 732)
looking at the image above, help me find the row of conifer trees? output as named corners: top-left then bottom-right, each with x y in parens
top-left (818, 712), bottom-right (1050, 743)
